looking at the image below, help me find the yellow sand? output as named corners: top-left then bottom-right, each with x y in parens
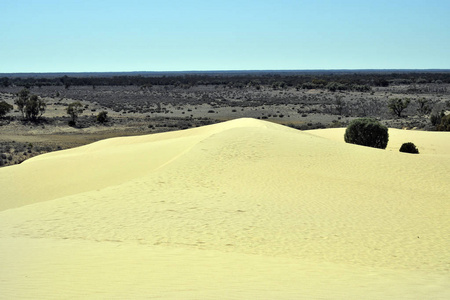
top-left (0, 118), bottom-right (449, 299)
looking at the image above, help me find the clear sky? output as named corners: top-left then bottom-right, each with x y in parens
top-left (1, 0), bottom-right (450, 73)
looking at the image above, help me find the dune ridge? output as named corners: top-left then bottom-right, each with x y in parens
top-left (0, 118), bottom-right (279, 211)
top-left (0, 118), bottom-right (449, 299)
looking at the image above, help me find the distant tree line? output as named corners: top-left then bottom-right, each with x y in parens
top-left (1, 72), bottom-right (450, 90)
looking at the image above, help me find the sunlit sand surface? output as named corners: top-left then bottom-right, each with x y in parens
top-left (1, 118), bottom-right (449, 299)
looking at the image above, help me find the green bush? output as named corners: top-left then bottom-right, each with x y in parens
top-left (399, 142), bottom-right (419, 154)
top-left (436, 114), bottom-right (450, 131)
top-left (344, 118), bottom-right (388, 149)
top-left (97, 111), bottom-right (108, 123)
top-left (0, 101), bottom-right (13, 117)
top-left (430, 111), bottom-right (444, 126)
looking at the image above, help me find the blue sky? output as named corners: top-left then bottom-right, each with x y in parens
top-left (1, 0), bottom-right (449, 72)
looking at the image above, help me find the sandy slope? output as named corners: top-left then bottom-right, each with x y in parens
top-left (0, 118), bottom-right (449, 299)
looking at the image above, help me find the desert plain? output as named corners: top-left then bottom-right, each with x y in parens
top-left (0, 73), bottom-right (449, 299)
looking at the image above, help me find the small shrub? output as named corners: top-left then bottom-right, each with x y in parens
top-left (0, 101), bottom-right (13, 117)
top-left (344, 118), bottom-right (389, 149)
top-left (97, 111), bottom-right (108, 123)
top-left (437, 114), bottom-right (450, 131)
top-left (430, 111), bottom-right (444, 126)
top-left (399, 142), bottom-right (419, 154)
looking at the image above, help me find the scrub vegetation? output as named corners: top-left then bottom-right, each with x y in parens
top-left (0, 71), bottom-right (449, 166)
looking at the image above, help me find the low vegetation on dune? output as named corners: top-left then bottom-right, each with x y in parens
top-left (344, 118), bottom-right (389, 149)
top-left (399, 142), bottom-right (419, 154)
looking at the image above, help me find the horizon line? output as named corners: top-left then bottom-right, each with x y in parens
top-left (2, 68), bottom-right (450, 77)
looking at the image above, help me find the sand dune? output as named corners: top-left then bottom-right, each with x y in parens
top-left (0, 118), bottom-right (449, 299)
